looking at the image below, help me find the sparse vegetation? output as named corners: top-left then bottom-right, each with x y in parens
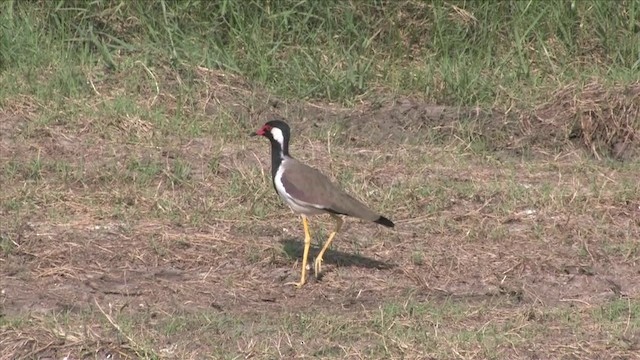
top-left (1, 0), bottom-right (639, 359)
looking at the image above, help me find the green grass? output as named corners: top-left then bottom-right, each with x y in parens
top-left (1, 0), bottom-right (638, 108)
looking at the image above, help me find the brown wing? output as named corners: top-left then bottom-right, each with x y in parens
top-left (280, 159), bottom-right (381, 222)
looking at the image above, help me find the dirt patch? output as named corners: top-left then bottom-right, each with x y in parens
top-left (188, 68), bottom-right (640, 161)
top-left (0, 114), bottom-right (31, 160)
top-left (220, 84), bottom-right (640, 163)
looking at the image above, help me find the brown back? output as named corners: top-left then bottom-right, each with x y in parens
top-left (280, 159), bottom-right (381, 221)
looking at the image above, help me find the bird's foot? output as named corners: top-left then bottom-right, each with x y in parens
top-left (284, 280), bottom-right (306, 288)
top-left (284, 278), bottom-right (306, 288)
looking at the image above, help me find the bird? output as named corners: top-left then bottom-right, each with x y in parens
top-left (251, 119), bottom-right (394, 287)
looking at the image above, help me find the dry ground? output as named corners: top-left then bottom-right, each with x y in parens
top-left (1, 70), bottom-right (640, 359)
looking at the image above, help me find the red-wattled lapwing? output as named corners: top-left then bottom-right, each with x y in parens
top-left (251, 119), bottom-right (394, 287)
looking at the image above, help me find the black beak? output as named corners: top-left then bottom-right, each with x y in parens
top-left (249, 131), bottom-right (258, 137)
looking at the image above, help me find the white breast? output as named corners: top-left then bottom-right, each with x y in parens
top-left (274, 160), bottom-right (325, 216)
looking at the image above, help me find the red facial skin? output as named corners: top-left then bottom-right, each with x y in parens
top-left (254, 125), bottom-right (272, 136)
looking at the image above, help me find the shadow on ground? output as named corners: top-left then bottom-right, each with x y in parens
top-left (279, 237), bottom-right (396, 272)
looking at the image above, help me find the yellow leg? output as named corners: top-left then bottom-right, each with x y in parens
top-left (286, 215), bottom-right (311, 288)
top-left (314, 214), bottom-right (343, 278)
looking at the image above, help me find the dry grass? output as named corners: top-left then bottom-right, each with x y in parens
top-left (2, 66), bottom-right (640, 359)
top-left (531, 80), bottom-right (640, 160)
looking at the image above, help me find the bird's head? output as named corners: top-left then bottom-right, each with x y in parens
top-left (250, 119), bottom-right (291, 148)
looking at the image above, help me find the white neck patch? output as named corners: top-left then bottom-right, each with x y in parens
top-left (270, 127), bottom-right (285, 148)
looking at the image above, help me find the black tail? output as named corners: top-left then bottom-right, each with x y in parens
top-left (374, 216), bottom-right (395, 228)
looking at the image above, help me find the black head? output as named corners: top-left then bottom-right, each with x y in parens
top-left (250, 119), bottom-right (291, 156)
top-left (250, 120), bottom-right (290, 139)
